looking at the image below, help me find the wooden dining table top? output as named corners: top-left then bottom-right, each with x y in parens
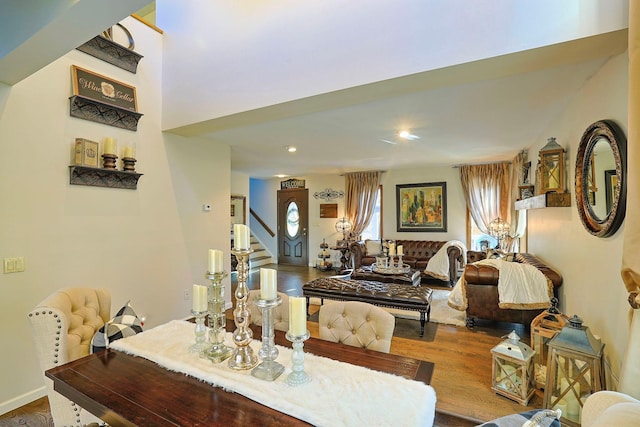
top-left (46, 319), bottom-right (434, 426)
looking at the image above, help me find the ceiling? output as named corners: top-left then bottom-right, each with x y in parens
top-left (0, 2), bottom-right (627, 181)
top-left (182, 30), bottom-right (627, 180)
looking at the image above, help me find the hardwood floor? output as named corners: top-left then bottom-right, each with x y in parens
top-left (1, 264), bottom-right (543, 426)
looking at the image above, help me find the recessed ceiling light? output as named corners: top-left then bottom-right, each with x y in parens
top-left (285, 146), bottom-right (297, 152)
top-left (275, 174), bottom-right (288, 178)
top-left (398, 130), bottom-right (420, 140)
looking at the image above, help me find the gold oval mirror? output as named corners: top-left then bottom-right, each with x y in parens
top-left (575, 120), bottom-right (626, 237)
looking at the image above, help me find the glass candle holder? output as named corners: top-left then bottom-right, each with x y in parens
top-left (285, 330), bottom-right (311, 386)
top-left (251, 295), bottom-right (285, 381)
top-left (189, 310), bottom-right (208, 354)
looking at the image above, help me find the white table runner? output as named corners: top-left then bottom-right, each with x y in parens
top-left (110, 320), bottom-right (436, 426)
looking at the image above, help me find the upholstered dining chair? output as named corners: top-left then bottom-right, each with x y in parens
top-left (318, 301), bottom-right (395, 353)
top-left (248, 289), bottom-right (290, 332)
top-left (28, 287), bottom-right (111, 427)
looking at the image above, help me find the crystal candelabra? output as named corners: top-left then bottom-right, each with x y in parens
top-left (189, 309), bottom-right (208, 353)
top-left (251, 296), bottom-right (285, 381)
top-left (285, 330), bottom-right (311, 386)
top-left (202, 270), bottom-right (232, 363)
top-left (228, 248), bottom-right (258, 370)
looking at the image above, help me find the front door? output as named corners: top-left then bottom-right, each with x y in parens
top-left (277, 188), bottom-right (308, 266)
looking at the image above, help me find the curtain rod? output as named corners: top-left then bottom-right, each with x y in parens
top-left (451, 160), bottom-right (511, 168)
top-left (340, 170), bottom-right (386, 176)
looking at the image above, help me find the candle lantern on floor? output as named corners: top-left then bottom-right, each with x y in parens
top-left (530, 298), bottom-right (567, 391)
top-left (491, 330), bottom-right (535, 405)
top-left (543, 315), bottom-right (605, 426)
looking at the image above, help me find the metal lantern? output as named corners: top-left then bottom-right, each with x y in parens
top-left (539, 137), bottom-right (566, 193)
top-left (491, 331), bottom-right (536, 405)
top-left (544, 315), bottom-right (605, 426)
top-left (530, 298), bottom-right (567, 391)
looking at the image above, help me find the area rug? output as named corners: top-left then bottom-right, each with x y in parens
top-left (387, 289), bottom-right (466, 327)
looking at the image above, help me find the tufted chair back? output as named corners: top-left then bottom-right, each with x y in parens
top-left (248, 289), bottom-right (289, 332)
top-left (319, 301), bottom-right (395, 353)
top-left (28, 287), bottom-right (111, 427)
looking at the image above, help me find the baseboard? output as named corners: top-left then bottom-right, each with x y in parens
top-left (0, 386), bottom-right (46, 415)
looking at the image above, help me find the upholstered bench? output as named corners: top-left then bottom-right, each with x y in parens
top-left (303, 277), bottom-right (433, 336)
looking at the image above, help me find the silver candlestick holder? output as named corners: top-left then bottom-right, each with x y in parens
top-left (396, 255), bottom-right (403, 268)
top-left (251, 295), bottom-right (285, 381)
top-left (189, 310), bottom-right (208, 353)
top-left (285, 330), bottom-right (311, 386)
top-left (202, 270), bottom-right (232, 363)
top-left (228, 248), bottom-right (258, 370)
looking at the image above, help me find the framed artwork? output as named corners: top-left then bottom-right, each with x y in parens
top-left (319, 203), bottom-right (338, 218)
top-left (518, 185), bottom-right (534, 200)
top-left (605, 169), bottom-right (618, 213)
top-left (396, 182), bottom-right (447, 232)
top-left (71, 65), bottom-right (138, 112)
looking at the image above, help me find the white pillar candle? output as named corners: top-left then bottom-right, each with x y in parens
top-left (208, 249), bottom-right (224, 273)
top-left (397, 245), bottom-right (403, 256)
top-left (233, 224), bottom-right (251, 250)
top-left (289, 296), bottom-right (307, 336)
top-left (260, 268), bottom-right (278, 300)
top-left (103, 137), bottom-right (116, 155)
top-left (192, 284), bottom-right (208, 312)
top-left (388, 243), bottom-right (396, 256)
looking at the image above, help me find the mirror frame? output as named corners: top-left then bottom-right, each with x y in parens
top-left (575, 120), bottom-right (627, 237)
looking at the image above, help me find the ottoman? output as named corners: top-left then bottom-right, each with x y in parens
top-left (303, 277), bottom-right (433, 336)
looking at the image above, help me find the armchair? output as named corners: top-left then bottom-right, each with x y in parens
top-left (28, 288), bottom-right (110, 427)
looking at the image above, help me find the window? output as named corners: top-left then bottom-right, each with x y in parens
top-left (467, 210), bottom-right (523, 252)
top-left (360, 186), bottom-right (382, 240)
top-left (468, 211), bottom-right (497, 251)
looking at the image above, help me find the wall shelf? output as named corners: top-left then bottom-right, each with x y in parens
top-left (69, 166), bottom-right (143, 190)
top-left (69, 95), bottom-right (143, 131)
top-left (76, 35), bottom-right (143, 73)
top-left (515, 192), bottom-right (571, 210)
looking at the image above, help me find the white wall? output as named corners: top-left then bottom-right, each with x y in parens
top-left (159, 0), bottom-right (628, 130)
top-left (0, 17), bottom-right (232, 413)
top-left (527, 51), bottom-right (629, 389)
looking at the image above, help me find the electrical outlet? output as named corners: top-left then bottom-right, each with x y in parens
top-left (183, 289), bottom-right (190, 300)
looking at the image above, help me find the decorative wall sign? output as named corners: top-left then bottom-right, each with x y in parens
top-left (319, 203), bottom-right (338, 218)
top-left (313, 188), bottom-right (345, 201)
top-left (280, 178), bottom-right (305, 190)
top-left (72, 65), bottom-right (138, 112)
top-left (396, 182), bottom-right (447, 232)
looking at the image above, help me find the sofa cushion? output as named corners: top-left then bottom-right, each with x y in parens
top-left (90, 301), bottom-right (143, 353)
top-left (364, 239), bottom-right (383, 256)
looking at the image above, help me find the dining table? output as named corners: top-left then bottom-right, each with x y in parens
top-left (46, 319), bottom-right (435, 426)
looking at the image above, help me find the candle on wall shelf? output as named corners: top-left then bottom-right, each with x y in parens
top-left (289, 297), bottom-right (307, 336)
top-left (103, 138), bottom-right (116, 155)
top-left (260, 268), bottom-right (278, 300)
top-left (234, 224), bottom-right (251, 250)
top-left (123, 146), bottom-right (135, 159)
top-left (192, 284), bottom-right (208, 312)
top-left (208, 249), bottom-right (224, 273)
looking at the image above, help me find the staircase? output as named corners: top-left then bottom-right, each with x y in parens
top-left (248, 234), bottom-right (273, 269)
top-left (231, 232), bottom-right (274, 273)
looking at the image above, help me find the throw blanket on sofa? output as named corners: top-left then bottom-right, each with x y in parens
top-left (424, 240), bottom-right (467, 281)
top-left (448, 258), bottom-right (553, 311)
